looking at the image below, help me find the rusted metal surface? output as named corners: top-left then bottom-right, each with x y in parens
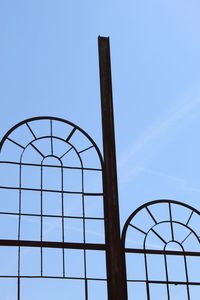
top-left (98, 36), bottom-right (128, 300)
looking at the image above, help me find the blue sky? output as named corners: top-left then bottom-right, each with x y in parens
top-left (1, 0), bottom-right (200, 223)
top-left (1, 0), bottom-right (200, 298)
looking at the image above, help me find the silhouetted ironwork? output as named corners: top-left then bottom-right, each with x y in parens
top-left (122, 199), bottom-right (200, 299)
top-left (0, 116), bottom-right (106, 299)
top-left (0, 37), bottom-right (199, 299)
top-left (98, 36), bottom-right (128, 300)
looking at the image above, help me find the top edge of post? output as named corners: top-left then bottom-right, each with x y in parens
top-left (98, 35), bottom-right (110, 41)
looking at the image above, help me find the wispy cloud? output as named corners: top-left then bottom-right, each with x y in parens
top-left (127, 167), bottom-right (200, 193)
top-left (118, 86), bottom-right (200, 185)
top-left (136, 167), bottom-right (184, 184)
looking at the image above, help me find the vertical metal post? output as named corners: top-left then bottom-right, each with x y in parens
top-left (98, 36), bottom-right (128, 300)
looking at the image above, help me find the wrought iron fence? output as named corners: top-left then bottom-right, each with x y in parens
top-left (0, 116), bottom-right (107, 299)
top-left (0, 37), bottom-right (199, 300)
top-left (122, 200), bottom-right (200, 299)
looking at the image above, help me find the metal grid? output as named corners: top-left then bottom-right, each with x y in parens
top-left (1, 37), bottom-right (200, 300)
top-left (122, 199), bottom-right (200, 299)
top-left (0, 116), bottom-right (107, 299)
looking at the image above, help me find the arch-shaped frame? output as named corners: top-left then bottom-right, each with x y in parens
top-left (122, 199), bottom-right (200, 300)
top-left (0, 116), bottom-right (101, 156)
top-left (0, 116), bottom-right (108, 300)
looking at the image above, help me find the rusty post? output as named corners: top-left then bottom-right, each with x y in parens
top-left (98, 36), bottom-right (128, 300)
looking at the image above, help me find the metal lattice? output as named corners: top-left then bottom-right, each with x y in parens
top-left (0, 116), bottom-right (107, 299)
top-left (0, 36), bottom-right (200, 300)
top-left (122, 200), bottom-right (200, 299)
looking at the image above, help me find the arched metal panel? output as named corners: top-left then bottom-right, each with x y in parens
top-left (0, 116), bottom-right (107, 300)
top-left (122, 200), bottom-right (200, 300)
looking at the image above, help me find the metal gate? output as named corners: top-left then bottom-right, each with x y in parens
top-left (0, 116), bottom-right (107, 299)
top-left (122, 200), bottom-right (200, 299)
top-left (0, 37), bottom-right (199, 299)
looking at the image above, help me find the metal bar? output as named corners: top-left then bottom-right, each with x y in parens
top-left (30, 143), bottom-right (45, 158)
top-left (98, 36), bottom-right (128, 300)
top-left (151, 228), bottom-right (167, 245)
top-left (50, 120), bottom-right (53, 155)
top-left (82, 164), bottom-right (88, 300)
top-left (59, 147), bottom-right (73, 159)
top-left (145, 206), bottom-right (157, 224)
top-left (18, 277), bottom-right (20, 300)
top-left (181, 232), bottom-right (192, 245)
top-left (125, 247), bottom-right (200, 256)
top-left (61, 162), bottom-right (65, 277)
top-left (186, 211), bottom-right (193, 226)
top-left (79, 145), bottom-right (94, 154)
top-left (84, 192), bottom-right (103, 196)
top-left (129, 223), bottom-right (147, 235)
top-left (169, 203), bottom-right (174, 241)
top-left (126, 279), bottom-right (200, 286)
top-left (0, 275), bottom-right (108, 281)
top-left (7, 138), bottom-right (25, 149)
top-left (164, 254), bottom-right (171, 300)
top-left (17, 158), bottom-right (22, 300)
top-left (40, 164), bottom-right (43, 276)
top-left (0, 211), bottom-right (104, 220)
top-left (26, 122), bottom-right (37, 139)
top-left (0, 185), bottom-right (103, 196)
top-left (144, 253), bottom-right (150, 300)
top-left (0, 239), bottom-right (106, 250)
top-left (0, 274), bottom-right (199, 285)
top-left (0, 160), bottom-right (102, 171)
top-left (183, 254), bottom-right (191, 299)
top-left (66, 127), bottom-right (76, 142)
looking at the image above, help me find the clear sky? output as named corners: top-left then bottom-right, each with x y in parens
top-left (1, 0), bottom-right (200, 222)
top-left (1, 0), bottom-right (200, 299)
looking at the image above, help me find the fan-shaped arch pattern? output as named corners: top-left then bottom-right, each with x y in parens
top-left (122, 200), bottom-right (200, 300)
top-left (0, 117), bottom-right (107, 300)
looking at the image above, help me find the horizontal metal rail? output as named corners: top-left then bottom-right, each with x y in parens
top-left (0, 211), bottom-right (104, 220)
top-left (0, 161), bottom-right (102, 172)
top-left (127, 279), bottom-right (200, 286)
top-left (0, 239), bottom-right (106, 250)
top-left (0, 185), bottom-right (103, 196)
top-left (125, 247), bottom-right (200, 257)
top-left (0, 275), bottom-right (107, 281)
